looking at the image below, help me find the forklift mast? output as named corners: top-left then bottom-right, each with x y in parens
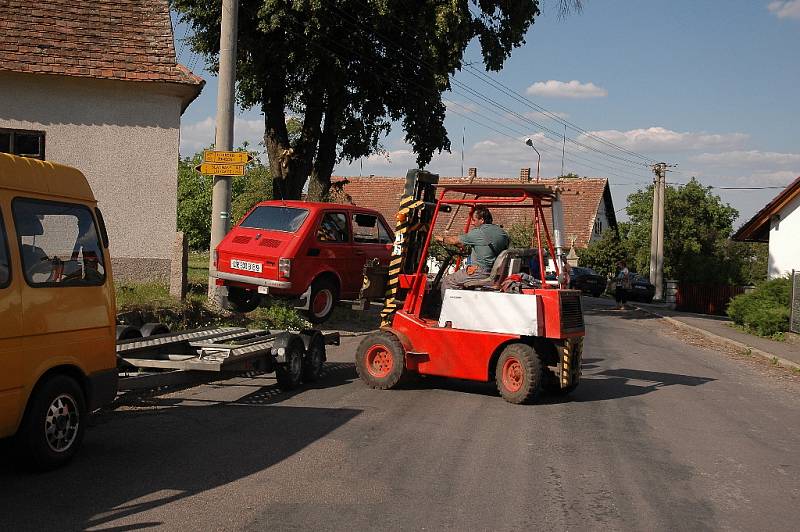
top-left (378, 169), bottom-right (439, 326)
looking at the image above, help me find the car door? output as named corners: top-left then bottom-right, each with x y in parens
top-left (0, 202), bottom-right (24, 436)
top-left (351, 211), bottom-right (394, 268)
top-left (313, 211), bottom-right (357, 295)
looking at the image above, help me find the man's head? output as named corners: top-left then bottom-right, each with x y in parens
top-left (472, 206), bottom-right (492, 226)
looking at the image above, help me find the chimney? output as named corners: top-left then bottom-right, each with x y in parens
top-left (468, 167), bottom-right (477, 180)
top-left (520, 168), bottom-right (531, 182)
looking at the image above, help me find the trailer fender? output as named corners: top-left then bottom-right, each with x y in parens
top-left (271, 332), bottom-right (305, 364)
top-left (300, 330), bottom-right (327, 361)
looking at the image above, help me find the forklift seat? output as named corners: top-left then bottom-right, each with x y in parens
top-left (462, 248), bottom-right (538, 290)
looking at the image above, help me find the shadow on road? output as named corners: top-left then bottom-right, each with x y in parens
top-left (574, 368), bottom-right (715, 402)
top-left (0, 365), bottom-right (361, 531)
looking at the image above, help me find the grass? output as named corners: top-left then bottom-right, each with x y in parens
top-left (188, 251), bottom-right (210, 285)
top-left (115, 282), bottom-right (177, 310)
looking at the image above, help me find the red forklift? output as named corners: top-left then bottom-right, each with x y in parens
top-left (355, 170), bottom-right (584, 404)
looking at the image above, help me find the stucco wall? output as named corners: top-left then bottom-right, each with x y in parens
top-left (768, 194), bottom-right (800, 279)
top-left (589, 198), bottom-right (611, 243)
top-left (0, 72), bottom-right (182, 282)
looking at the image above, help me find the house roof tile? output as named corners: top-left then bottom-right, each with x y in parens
top-left (0, 0), bottom-right (204, 90)
top-left (333, 175), bottom-right (615, 248)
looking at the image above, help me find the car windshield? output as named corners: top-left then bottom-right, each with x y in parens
top-left (240, 206), bottom-right (309, 232)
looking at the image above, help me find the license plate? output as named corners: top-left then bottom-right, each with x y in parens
top-left (230, 259), bottom-right (262, 273)
top-left (257, 286), bottom-right (269, 294)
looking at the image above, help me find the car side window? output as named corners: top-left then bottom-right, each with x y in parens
top-left (377, 219), bottom-right (392, 244)
top-left (317, 212), bottom-right (349, 243)
top-left (0, 210), bottom-right (10, 288)
top-left (352, 213), bottom-right (381, 244)
top-left (12, 198), bottom-right (106, 287)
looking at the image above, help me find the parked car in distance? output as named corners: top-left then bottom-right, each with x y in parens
top-left (627, 273), bottom-right (656, 303)
top-left (569, 266), bottom-right (606, 297)
top-left (214, 201), bottom-right (395, 323)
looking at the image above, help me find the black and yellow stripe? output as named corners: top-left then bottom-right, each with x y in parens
top-left (380, 195), bottom-right (424, 326)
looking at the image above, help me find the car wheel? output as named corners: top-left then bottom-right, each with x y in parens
top-left (225, 286), bottom-right (261, 313)
top-left (495, 343), bottom-right (545, 404)
top-left (18, 375), bottom-right (86, 470)
top-left (304, 277), bottom-right (339, 324)
top-left (592, 290), bottom-right (603, 298)
top-left (355, 331), bottom-right (407, 390)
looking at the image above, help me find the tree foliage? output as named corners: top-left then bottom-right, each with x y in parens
top-left (576, 228), bottom-right (626, 278)
top-left (172, 0), bottom-right (542, 200)
top-left (177, 146), bottom-right (272, 250)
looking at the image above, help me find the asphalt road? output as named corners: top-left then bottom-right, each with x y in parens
top-left (1, 299), bottom-right (798, 531)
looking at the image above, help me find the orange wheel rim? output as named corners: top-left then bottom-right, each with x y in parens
top-left (365, 344), bottom-right (393, 378)
top-left (502, 357), bottom-right (524, 393)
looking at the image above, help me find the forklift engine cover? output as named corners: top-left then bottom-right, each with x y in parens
top-left (438, 290), bottom-right (544, 336)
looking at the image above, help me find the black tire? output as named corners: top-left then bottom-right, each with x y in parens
top-left (116, 325), bottom-right (142, 341)
top-left (275, 338), bottom-right (304, 391)
top-left (592, 290), bottom-right (603, 298)
top-left (495, 343), bottom-right (545, 404)
top-left (543, 371), bottom-right (579, 395)
top-left (302, 334), bottom-right (326, 383)
top-left (17, 374), bottom-right (86, 471)
top-left (225, 286), bottom-right (261, 313)
top-left (139, 322), bottom-right (170, 337)
top-left (304, 277), bottom-right (339, 324)
top-left (355, 331), bottom-right (406, 390)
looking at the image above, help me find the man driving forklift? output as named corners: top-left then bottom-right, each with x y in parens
top-left (435, 206), bottom-right (509, 296)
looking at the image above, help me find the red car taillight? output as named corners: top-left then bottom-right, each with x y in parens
top-left (278, 258), bottom-right (291, 279)
top-left (213, 250), bottom-right (219, 268)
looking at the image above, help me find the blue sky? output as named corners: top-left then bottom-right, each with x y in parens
top-left (174, 0), bottom-right (800, 225)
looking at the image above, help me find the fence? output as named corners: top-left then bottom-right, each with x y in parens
top-left (792, 270), bottom-right (800, 334)
top-left (675, 283), bottom-right (747, 316)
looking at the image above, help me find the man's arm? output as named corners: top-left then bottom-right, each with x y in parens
top-left (435, 233), bottom-right (463, 246)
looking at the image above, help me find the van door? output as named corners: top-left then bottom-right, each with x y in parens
top-left (0, 204), bottom-right (24, 436)
top-left (12, 198), bottom-right (114, 388)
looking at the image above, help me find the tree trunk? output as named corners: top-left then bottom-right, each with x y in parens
top-left (263, 82), bottom-right (292, 199)
top-left (307, 87), bottom-right (345, 201)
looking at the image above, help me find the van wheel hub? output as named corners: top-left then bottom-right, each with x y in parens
top-left (45, 394), bottom-right (80, 453)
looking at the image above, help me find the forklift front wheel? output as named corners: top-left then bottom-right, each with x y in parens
top-left (356, 332), bottom-right (406, 389)
top-left (495, 343), bottom-right (544, 404)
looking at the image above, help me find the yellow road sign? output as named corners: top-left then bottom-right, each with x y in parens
top-left (195, 162), bottom-right (246, 176)
top-left (203, 150), bottom-right (253, 164)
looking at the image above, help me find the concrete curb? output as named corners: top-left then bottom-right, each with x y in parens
top-left (634, 305), bottom-right (800, 371)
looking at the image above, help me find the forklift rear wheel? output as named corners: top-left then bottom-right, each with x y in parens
top-left (356, 332), bottom-right (406, 389)
top-left (305, 278), bottom-right (339, 324)
top-left (226, 286), bottom-right (261, 313)
top-left (495, 343), bottom-right (544, 404)
top-left (276, 339), bottom-right (304, 391)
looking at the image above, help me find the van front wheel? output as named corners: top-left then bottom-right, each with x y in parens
top-left (18, 374), bottom-right (87, 470)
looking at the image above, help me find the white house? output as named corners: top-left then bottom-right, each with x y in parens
top-left (733, 176), bottom-right (800, 279)
top-left (0, 0), bottom-right (204, 282)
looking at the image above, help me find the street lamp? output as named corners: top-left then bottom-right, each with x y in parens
top-left (524, 137), bottom-right (540, 182)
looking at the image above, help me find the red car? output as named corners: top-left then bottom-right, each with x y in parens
top-left (214, 201), bottom-right (394, 322)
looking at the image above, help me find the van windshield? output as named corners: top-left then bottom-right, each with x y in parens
top-left (240, 206), bottom-right (309, 233)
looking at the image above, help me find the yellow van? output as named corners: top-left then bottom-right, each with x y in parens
top-left (0, 153), bottom-right (117, 469)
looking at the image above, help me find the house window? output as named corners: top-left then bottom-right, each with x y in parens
top-left (0, 128), bottom-right (46, 160)
top-left (594, 218), bottom-right (603, 235)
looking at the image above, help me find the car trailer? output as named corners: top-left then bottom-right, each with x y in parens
top-left (116, 327), bottom-right (339, 391)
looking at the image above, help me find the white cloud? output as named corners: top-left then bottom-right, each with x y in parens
top-left (722, 170), bottom-right (798, 187)
top-left (577, 127), bottom-right (749, 153)
top-left (526, 80), bottom-right (607, 99)
top-left (690, 150), bottom-right (800, 167)
top-left (180, 116), bottom-right (264, 156)
top-left (768, 1), bottom-right (800, 19)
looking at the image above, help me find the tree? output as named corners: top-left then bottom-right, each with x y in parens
top-left (622, 178), bottom-right (739, 283)
top-left (576, 228), bottom-right (627, 278)
top-left (177, 145), bottom-right (272, 250)
top-left (172, 0), bottom-right (545, 201)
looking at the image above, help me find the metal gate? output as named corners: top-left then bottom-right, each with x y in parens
top-left (791, 270), bottom-right (800, 334)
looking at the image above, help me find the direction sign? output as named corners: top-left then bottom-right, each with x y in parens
top-left (195, 163), bottom-right (246, 176)
top-left (203, 150), bottom-right (253, 164)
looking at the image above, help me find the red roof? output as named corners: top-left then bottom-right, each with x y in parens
top-left (0, 0), bottom-right (203, 99)
top-left (334, 175), bottom-right (616, 248)
top-left (733, 176), bottom-right (800, 242)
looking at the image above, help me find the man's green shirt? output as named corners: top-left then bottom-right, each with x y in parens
top-left (458, 223), bottom-right (509, 270)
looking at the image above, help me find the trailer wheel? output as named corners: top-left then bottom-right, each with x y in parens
top-left (302, 334), bottom-right (325, 383)
top-left (139, 322), bottom-right (170, 337)
top-left (226, 286), bottom-right (261, 313)
top-left (495, 343), bottom-right (544, 404)
top-left (356, 331), bottom-right (406, 390)
top-left (17, 374), bottom-right (86, 470)
top-left (116, 325), bottom-right (142, 341)
top-left (275, 338), bottom-right (304, 391)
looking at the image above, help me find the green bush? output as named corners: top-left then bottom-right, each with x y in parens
top-left (727, 277), bottom-right (791, 337)
top-left (250, 302), bottom-right (310, 331)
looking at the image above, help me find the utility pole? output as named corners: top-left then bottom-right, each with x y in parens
top-left (649, 162), bottom-right (671, 301)
top-left (207, 0), bottom-right (239, 302)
